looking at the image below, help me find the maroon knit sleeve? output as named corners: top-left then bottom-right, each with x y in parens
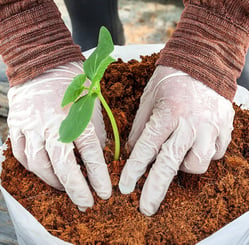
top-left (156, 0), bottom-right (249, 101)
top-left (0, 0), bottom-right (85, 87)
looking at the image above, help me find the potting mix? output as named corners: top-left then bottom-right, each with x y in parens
top-left (1, 53), bottom-right (249, 244)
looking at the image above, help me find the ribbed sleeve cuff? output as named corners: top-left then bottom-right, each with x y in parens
top-left (156, 4), bottom-right (249, 101)
top-left (0, 1), bottom-right (85, 86)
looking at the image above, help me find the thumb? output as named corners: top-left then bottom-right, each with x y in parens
top-left (128, 90), bottom-right (154, 150)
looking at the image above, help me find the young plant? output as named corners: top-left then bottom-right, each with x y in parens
top-left (59, 26), bottom-right (120, 160)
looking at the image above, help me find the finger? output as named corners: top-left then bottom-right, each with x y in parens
top-left (128, 90), bottom-right (154, 149)
top-left (212, 100), bottom-right (234, 160)
top-left (212, 123), bottom-right (233, 160)
top-left (180, 123), bottom-right (218, 174)
top-left (212, 131), bottom-right (232, 160)
top-left (119, 102), bottom-right (178, 195)
top-left (8, 128), bottom-right (28, 168)
top-left (24, 130), bottom-right (64, 190)
top-left (140, 118), bottom-right (195, 216)
top-left (91, 99), bottom-right (106, 149)
top-left (45, 130), bottom-right (94, 210)
top-left (75, 122), bottom-right (112, 200)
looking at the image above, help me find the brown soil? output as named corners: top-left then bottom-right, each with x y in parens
top-left (1, 54), bottom-right (249, 245)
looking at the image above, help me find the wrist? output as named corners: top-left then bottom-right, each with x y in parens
top-left (156, 3), bottom-right (249, 102)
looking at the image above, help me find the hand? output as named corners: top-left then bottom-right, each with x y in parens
top-left (119, 65), bottom-right (235, 216)
top-left (7, 61), bottom-right (111, 211)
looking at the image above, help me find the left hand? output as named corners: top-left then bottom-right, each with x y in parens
top-left (7, 61), bottom-right (111, 211)
top-left (119, 65), bottom-right (235, 216)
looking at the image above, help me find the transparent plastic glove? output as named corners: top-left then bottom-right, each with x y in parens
top-left (7, 61), bottom-right (111, 211)
top-left (119, 65), bottom-right (235, 216)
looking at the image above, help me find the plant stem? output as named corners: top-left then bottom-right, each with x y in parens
top-left (98, 92), bottom-right (120, 160)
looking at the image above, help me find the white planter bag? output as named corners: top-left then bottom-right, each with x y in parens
top-left (1, 44), bottom-right (249, 245)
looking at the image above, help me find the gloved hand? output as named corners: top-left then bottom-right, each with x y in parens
top-left (119, 65), bottom-right (235, 216)
top-left (7, 61), bottom-right (111, 211)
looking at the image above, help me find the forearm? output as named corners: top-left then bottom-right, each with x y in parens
top-left (0, 0), bottom-right (84, 86)
top-left (157, 0), bottom-right (249, 101)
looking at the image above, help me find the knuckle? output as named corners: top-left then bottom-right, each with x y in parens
top-left (194, 164), bottom-right (209, 174)
top-left (182, 157), bottom-right (210, 174)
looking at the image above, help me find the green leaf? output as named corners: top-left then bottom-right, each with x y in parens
top-left (84, 26), bottom-right (114, 81)
top-left (61, 74), bottom-right (87, 107)
top-left (88, 55), bottom-right (115, 93)
top-left (59, 93), bottom-right (97, 143)
top-left (92, 55), bottom-right (115, 83)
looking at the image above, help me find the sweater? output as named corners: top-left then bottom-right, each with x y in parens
top-left (0, 0), bottom-right (84, 87)
top-left (157, 0), bottom-right (249, 101)
top-left (0, 0), bottom-right (249, 101)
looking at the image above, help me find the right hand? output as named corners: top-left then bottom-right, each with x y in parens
top-left (119, 65), bottom-right (235, 216)
top-left (7, 61), bottom-right (112, 211)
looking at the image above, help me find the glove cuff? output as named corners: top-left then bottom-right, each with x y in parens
top-left (0, 0), bottom-right (85, 87)
top-left (156, 3), bottom-right (249, 102)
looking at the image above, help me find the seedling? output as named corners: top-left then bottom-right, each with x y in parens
top-left (59, 26), bottom-right (120, 160)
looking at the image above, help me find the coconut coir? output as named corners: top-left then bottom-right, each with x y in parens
top-left (1, 54), bottom-right (249, 245)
